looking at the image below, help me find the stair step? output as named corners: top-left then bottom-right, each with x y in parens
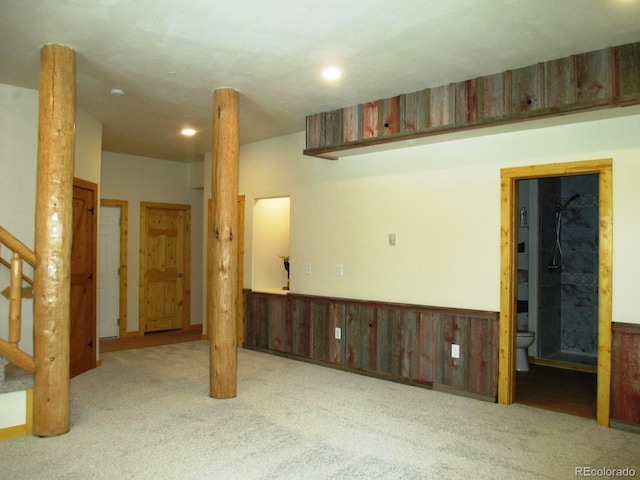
top-left (0, 361), bottom-right (34, 394)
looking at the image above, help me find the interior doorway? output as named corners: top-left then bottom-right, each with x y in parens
top-left (498, 159), bottom-right (612, 427)
top-left (99, 199), bottom-right (128, 339)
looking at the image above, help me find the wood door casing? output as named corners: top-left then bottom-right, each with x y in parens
top-left (139, 202), bottom-right (191, 333)
top-left (70, 178), bottom-right (97, 378)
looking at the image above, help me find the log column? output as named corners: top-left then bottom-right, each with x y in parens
top-left (210, 88), bottom-right (239, 398)
top-left (33, 44), bottom-right (76, 437)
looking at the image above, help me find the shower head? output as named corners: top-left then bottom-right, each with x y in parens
top-left (555, 193), bottom-right (580, 211)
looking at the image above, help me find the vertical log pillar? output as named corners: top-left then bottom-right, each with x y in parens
top-left (210, 88), bottom-right (239, 398)
top-left (33, 44), bottom-right (76, 437)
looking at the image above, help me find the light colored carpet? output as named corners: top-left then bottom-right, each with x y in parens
top-left (1, 341), bottom-right (638, 479)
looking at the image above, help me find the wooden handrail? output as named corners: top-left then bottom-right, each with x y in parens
top-left (0, 225), bottom-right (36, 374)
top-left (0, 226), bottom-right (36, 267)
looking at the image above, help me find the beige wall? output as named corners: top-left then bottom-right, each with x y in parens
top-left (101, 152), bottom-right (204, 332)
top-left (239, 107), bottom-right (640, 325)
top-left (0, 83), bottom-right (102, 355)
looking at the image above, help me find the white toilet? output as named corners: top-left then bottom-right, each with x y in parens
top-left (516, 331), bottom-right (535, 371)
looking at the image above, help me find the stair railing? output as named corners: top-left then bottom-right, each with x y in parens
top-left (0, 225), bottom-right (36, 373)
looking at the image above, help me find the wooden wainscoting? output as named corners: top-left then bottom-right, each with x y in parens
top-left (244, 291), bottom-right (499, 401)
top-left (611, 323), bottom-right (640, 428)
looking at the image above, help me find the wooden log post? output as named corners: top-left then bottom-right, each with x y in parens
top-left (210, 88), bottom-right (239, 399)
top-left (33, 44), bottom-right (76, 437)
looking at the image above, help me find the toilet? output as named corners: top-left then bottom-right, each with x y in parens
top-left (516, 331), bottom-right (535, 371)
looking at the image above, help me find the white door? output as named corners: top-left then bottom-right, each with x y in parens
top-left (99, 205), bottom-right (121, 338)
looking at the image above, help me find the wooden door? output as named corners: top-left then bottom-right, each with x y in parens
top-left (70, 179), bottom-right (97, 378)
top-left (139, 203), bottom-right (191, 333)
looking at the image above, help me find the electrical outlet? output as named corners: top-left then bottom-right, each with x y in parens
top-left (336, 264), bottom-right (343, 276)
top-left (305, 263), bottom-right (312, 275)
top-left (451, 344), bottom-right (460, 359)
top-left (334, 327), bottom-right (341, 339)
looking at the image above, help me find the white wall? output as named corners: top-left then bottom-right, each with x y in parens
top-left (101, 152), bottom-right (204, 332)
top-left (239, 108), bottom-right (640, 325)
top-left (0, 83), bottom-right (103, 355)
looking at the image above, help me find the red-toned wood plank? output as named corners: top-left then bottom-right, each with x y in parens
top-left (576, 48), bottom-right (614, 104)
top-left (454, 79), bottom-right (478, 124)
top-left (377, 308), bottom-right (399, 376)
top-left (363, 307), bottom-right (378, 372)
top-left (361, 101), bottom-right (379, 139)
top-left (381, 96), bottom-right (401, 136)
top-left (468, 317), bottom-right (490, 396)
top-left (290, 297), bottom-right (310, 357)
top-left (611, 323), bottom-right (640, 425)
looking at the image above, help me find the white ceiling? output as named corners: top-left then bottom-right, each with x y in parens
top-left (1, 0), bottom-right (639, 163)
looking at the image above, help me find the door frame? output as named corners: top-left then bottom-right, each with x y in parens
top-left (139, 202), bottom-right (191, 334)
top-left (498, 159), bottom-right (612, 427)
top-left (100, 199), bottom-right (129, 338)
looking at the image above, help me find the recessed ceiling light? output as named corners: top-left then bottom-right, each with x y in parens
top-left (181, 128), bottom-right (197, 136)
top-left (110, 88), bottom-right (124, 96)
top-left (322, 67), bottom-right (342, 81)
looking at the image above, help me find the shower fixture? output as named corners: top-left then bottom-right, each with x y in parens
top-left (549, 193), bottom-right (580, 269)
top-left (555, 193), bottom-right (580, 211)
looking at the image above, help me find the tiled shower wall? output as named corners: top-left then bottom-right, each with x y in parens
top-left (537, 175), bottom-right (599, 359)
top-left (559, 174), bottom-right (599, 357)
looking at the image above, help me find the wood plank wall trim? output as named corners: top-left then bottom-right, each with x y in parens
top-left (243, 290), bottom-right (499, 401)
top-left (304, 42), bottom-right (640, 159)
top-left (611, 322), bottom-right (640, 426)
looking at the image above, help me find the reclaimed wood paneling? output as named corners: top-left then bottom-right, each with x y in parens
top-left (244, 291), bottom-right (499, 401)
top-left (544, 56), bottom-right (576, 109)
top-left (454, 79), bottom-right (478, 124)
top-left (311, 300), bottom-right (330, 362)
top-left (267, 295), bottom-right (287, 352)
top-left (305, 113), bottom-right (323, 149)
top-left (480, 72), bottom-right (511, 120)
top-left (511, 63), bottom-right (543, 114)
top-left (342, 105), bottom-right (360, 144)
top-left (361, 101), bottom-right (379, 139)
top-left (402, 89), bottom-right (429, 132)
top-left (611, 323), bottom-right (640, 426)
top-left (615, 42), bottom-right (640, 103)
top-left (290, 297), bottom-right (310, 357)
top-left (323, 109), bottom-right (342, 147)
top-left (418, 312), bottom-right (439, 384)
top-left (576, 48), bottom-right (613, 105)
top-left (429, 84), bottom-right (454, 127)
top-left (305, 41), bottom-right (640, 157)
top-left (399, 310), bottom-right (419, 381)
top-left (381, 96), bottom-right (401, 136)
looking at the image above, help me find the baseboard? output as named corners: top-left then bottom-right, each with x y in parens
top-left (0, 389), bottom-right (33, 441)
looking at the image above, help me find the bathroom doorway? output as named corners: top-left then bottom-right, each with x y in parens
top-left (498, 159), bottom-right (612, 427)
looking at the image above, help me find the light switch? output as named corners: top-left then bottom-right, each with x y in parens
top-left (389, 233), bottom-right (396, 246)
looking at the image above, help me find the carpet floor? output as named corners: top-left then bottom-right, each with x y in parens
top-left (1, 340), bottom-right (638, 479)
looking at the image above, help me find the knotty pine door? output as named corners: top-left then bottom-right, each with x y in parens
top-left (139, 203), bottom-right (191, 333)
